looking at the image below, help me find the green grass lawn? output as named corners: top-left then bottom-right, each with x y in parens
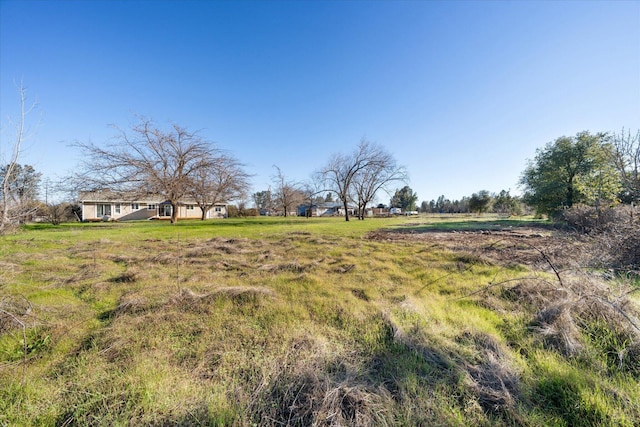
top-left (1, 215), bottom-right (639, 426)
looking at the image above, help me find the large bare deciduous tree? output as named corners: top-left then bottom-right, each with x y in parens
top-left (352, 149), bottom-right (407, 219)
top-left (190, 154), bottom-right (251, 220)
top-left (75, 117), bottom-right (222, 223)
top-left (319, 140), bottom-right (407, 221)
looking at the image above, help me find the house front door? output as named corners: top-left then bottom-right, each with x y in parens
top-left (161, 205), bottom-right (172, 217)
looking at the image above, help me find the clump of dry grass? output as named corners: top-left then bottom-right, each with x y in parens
top-left (333, 264), bottom-right (356, 274)
top-left (532, 301), bottom-right (584, 356)
top-left (0, 295), bottom-right (33, 333)
top-left (109, 268), bottom-right (140, 283)
top-left (502, 280), bottom-right (569, 310)
top-left (145, 252), bottom-right (178, 265)
top-left (498, 262), bottom-right (640, 367)
top-left (258, 262), bottom-right (312, 273)
top-left (350, 288), bottom-right (369, 301)
top-left (112, 295), bottom-right (149, 317)
top-left (461, 332), bottom-right (520, 415)
top-left (247, 335), bottom-right (395, 426)
top-left (171, 286), bottom-right (275, 307)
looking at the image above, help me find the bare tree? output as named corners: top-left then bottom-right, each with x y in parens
top-left (1, 82), bottom-right (40, 233)
top-left (319, 140), bottom-right (406, 221)
top-left (352, 150), bottom-right (407, 219)
top-left (74, 117), bottom-right (220, 223)
top-left (611, 129), bottom-right (640, 204)
top-left (271, 165), bottom-right (305, 217)
top-left (190, 154), bottom-right (251, 220)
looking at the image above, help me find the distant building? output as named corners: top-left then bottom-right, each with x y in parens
top-left (297, 202), bottom-right (355, 217)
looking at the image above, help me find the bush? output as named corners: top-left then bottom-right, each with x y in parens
top-left (563, 205), bottom-right (640, 270)
top-left (563, 204), bottom-right (623, 233)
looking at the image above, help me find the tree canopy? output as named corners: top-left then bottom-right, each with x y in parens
top-left (519, 131), bottom-right (619, 217)
top-left (390, 186), bottom-right (418, 211)
top-left (468, 190), bottom-right (492, 214)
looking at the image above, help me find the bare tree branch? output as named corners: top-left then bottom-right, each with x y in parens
top-left (1, 81), bottom-right (40, 232)
top-left (319, 139), bottom-right (407, 221)
top-left (73, 117), bottom-right (223, 223)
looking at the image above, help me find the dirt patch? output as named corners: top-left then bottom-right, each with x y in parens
top-left (367, 227), bottom-right (587, 271)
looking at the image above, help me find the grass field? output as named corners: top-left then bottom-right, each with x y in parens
top-left (1, 215), bottom-right (639, 426)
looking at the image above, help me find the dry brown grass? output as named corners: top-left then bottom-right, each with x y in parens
top-left (0, 295), bottom-right (33, 334)
top-left (171, 285), bottom-right (276, 307)
top-left (246, 334), bottom-right (395, 427)
top-left (532, 302), bottom-right (584, 356)
top-left (460, 332), bottom-right (520, 415)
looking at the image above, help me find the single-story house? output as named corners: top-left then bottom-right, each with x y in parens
top-left (297, 202), bottom-right (356, 217)
top-left (79, 191), bottom-right (227, 221)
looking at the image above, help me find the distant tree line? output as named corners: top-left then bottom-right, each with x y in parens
top-left (419, 189), bottom-right (524, 216)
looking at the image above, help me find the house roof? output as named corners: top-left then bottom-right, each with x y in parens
top-left (79, 190), bottom-right (159, 203)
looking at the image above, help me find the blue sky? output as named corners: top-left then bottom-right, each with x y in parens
top-left (1, 0), bottom-right (638, 204)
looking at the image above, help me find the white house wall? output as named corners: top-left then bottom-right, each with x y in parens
top-left (81, 199), bottom-right (226, 221)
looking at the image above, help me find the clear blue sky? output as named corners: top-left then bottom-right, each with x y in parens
top-left (1, 0), bottom-right (638, 204)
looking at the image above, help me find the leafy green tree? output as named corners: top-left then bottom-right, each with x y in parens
top-left (390, 186), bottom-right (418, 211)
top-left (435, 195), bottom-right (448, 213)
top-left (0, 163), bottom-right (42, 224)
top-left (520, 132), bottom-right (619, 217)
top-left (493, 190), bottom-right (522, 215)
top-left (468, 190), bottom-right (492, 214)
top-left (0, 164), bottom-right (41, 204)
top-left (252, 190), bottom-right (272, 211)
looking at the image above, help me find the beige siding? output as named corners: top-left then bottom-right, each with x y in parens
top-left (81, 192), bottom-right (227, 221)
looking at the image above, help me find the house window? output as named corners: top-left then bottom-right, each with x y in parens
top-left (131, 203), bottom-right (139, 210)
top-left (215, 207), bottom-right (222, 212)
top-left (148, 204), bottom-right (157, 210)
top-left (186, 205), bottom-right (194, 210)
top-left (97, 204), bottom-right (112, 217)
top-left (114, 204), bottom-right (121, 214)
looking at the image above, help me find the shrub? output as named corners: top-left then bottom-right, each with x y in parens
top-left (563, 204), bottom-right (623, 233)
top-left (563, 205), bottom-right (640, 270)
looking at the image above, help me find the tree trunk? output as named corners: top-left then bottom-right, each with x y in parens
top-left (171, 202), bottom-right (179, 223)
top-left (200, 207), bottom-right (207, 220)
top-left (567, 181), bottom-right (574, 208)
top-left (343, 199), bottom-right (350, 221)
